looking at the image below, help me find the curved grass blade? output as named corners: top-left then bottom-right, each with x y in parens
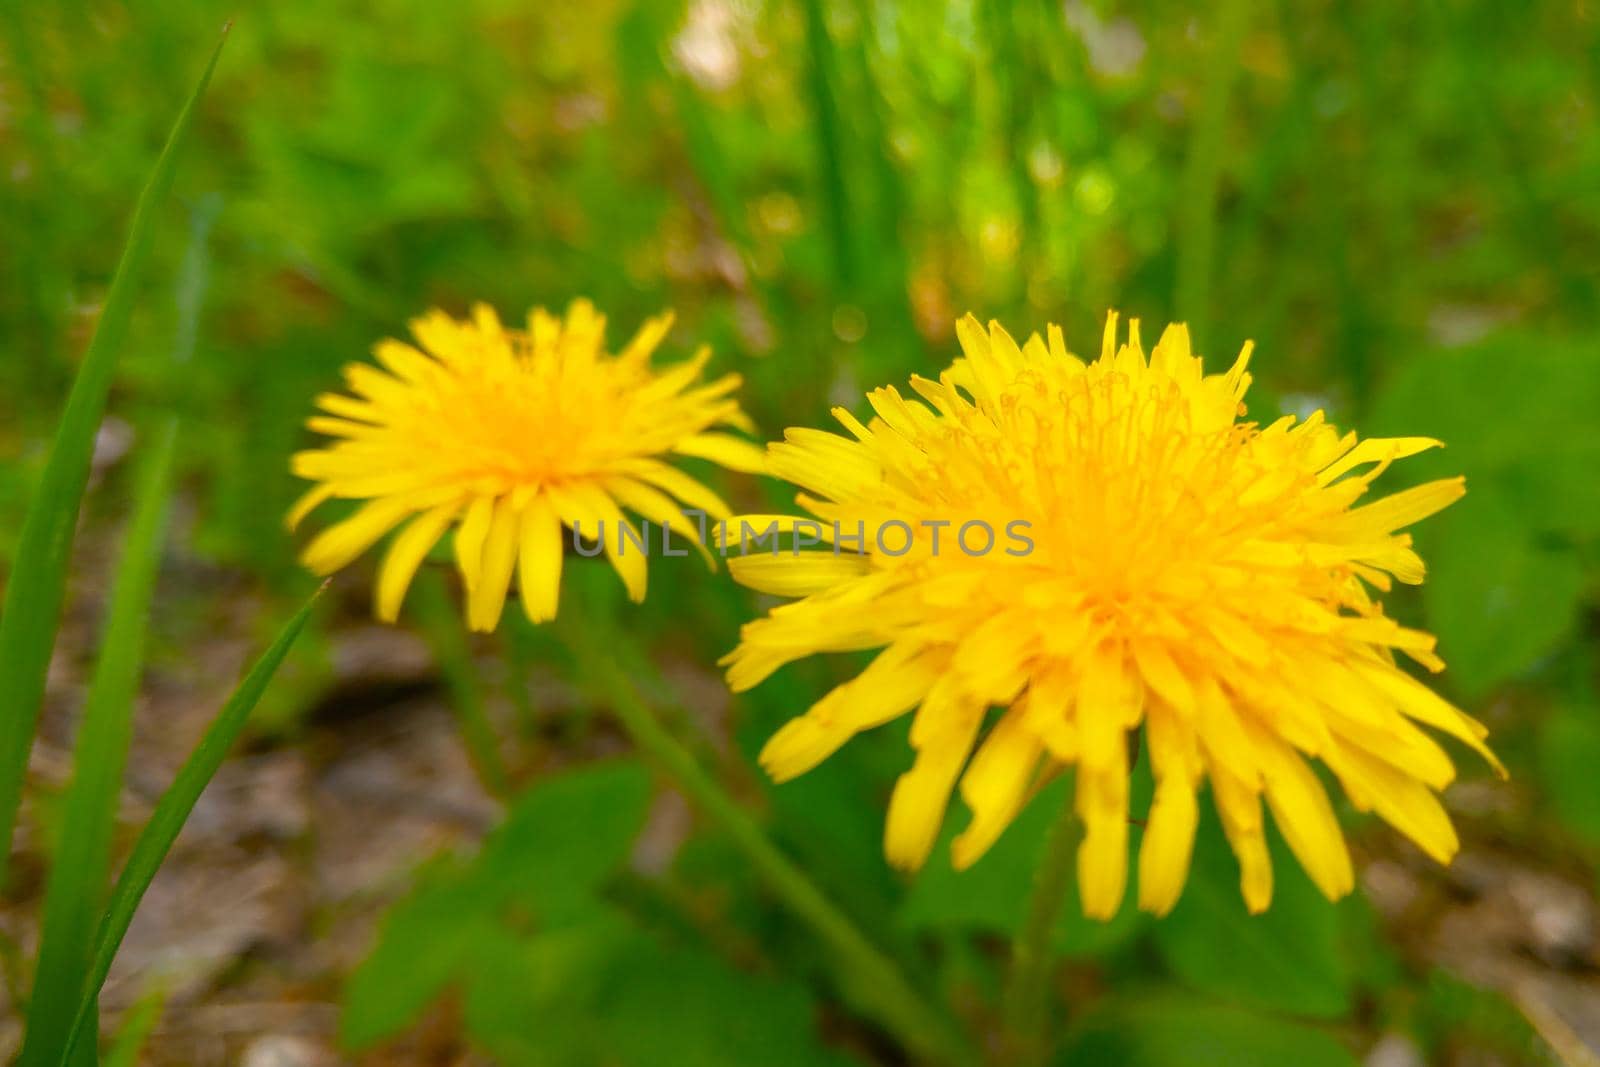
top-left (18, 424), bottom-right (178, 1067)
top-left (20, 198), bottom-right (219, 1067)
top-left (56, 585), bottom-right (323, 1066)
top-left (0, 24), bottom-right (229, 889)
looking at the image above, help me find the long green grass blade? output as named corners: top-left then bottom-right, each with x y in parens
top-left (19, 424), bottom-right (177, 1067)
top-left (20, 199), bottom-right (218, 1067)
top-left (56, 586), bottom-right (322, 1067)
top-left (799, 0), bottom-right (856, 290)
top-left (0, 25), bottom-right (229, 888)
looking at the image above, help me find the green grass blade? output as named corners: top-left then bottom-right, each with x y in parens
top-left (99, 984), bottom-right (166, 1067)
top-left (56, 586), bottom-right (322, 1067)
top-left (18, 423), bottom-right (178, 1067)
top-left (799, 0), bottom-right (856, 289)
top-left (21, 197), bottom-right (218, 1067)
top-left (0, 25), bottom-right (229, 888)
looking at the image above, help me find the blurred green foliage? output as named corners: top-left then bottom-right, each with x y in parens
top-left (346, 762), bottom-right (863, 1066)
top-left (3, 0), bottom-right (1598, 1063)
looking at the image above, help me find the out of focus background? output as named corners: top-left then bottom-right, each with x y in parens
top-left (2, 1), bottom-right (1598, 1064)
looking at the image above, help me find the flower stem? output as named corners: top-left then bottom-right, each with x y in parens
top-left (1002, 790), bottom-right (1080, 1066)
top-left (415, 572), bottom-right (509, 798)
top-left (563, 628), bottom-right (975, 1066)
top-left (502, 614), bottom-right (540, 741)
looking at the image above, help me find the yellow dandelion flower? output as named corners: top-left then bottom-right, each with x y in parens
top-left (724, 312), bottom-right (1502, 918)
top-left (290, 300), bottom-right (764, 631)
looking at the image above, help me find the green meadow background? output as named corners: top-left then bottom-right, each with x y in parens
top-left (2, 1), bottom-right (1598, 1064)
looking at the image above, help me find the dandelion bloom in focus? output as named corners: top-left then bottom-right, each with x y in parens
top-left (724, 313), bottom-right (1502, 918)
top-left (290, 301), bottom-right (763, 631)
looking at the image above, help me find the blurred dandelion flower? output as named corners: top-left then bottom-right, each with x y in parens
top-left (290, 301), bottom-right (763, 631)
top-left (725, 313), bottom-right (1502, 918)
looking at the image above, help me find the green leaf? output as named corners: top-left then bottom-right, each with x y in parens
top-left (1058, 994), bottom-right (1358, 1067)
top-left (460, 911), bottom-right (637, 1067)
top-left (0, 25), bottom-right (227, 889)
top-left (468, 928), bottom-right (864, 1067)
top-left (56, 585), bottom-right (321, 1066)
top-left (340, 859), bottom-right (509, 1049)
top-left (19, 423), bottom-right (179, 1067)
top-left (478, 759), bottom-right (654, 918)
top-left (1537, 697), bottom-right (1600, 847)
top-left (1369, 333), bottom-right (1600, 539)
top-left (1152, 808), bottom-right (1353, 1019)
top-left (597, 939), bottom-right (863, 1067)
top-left (341, 761), bottom-right (653, 1051)
top-left (1423, 487), bottom-right (1587, 697)
top-left (1366, 332), bottom-right (1598, 695)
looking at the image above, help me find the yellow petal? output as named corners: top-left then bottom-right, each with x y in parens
top-left (1138, 776), bottom-right (1198, 916)
top-left (950, 610), bottom-right (1037, 703)
top-left (454, 495), bottom-right (495, 592)
top-left (1076, 758), bottom-right (1129, 920)
top-left (1022, 669), bottom-right (1078, 761)
top-left (622, 459), bottom-right (733, 521)
top-left (952, 315), bottom-right (1002, 412)
top-left (759, 644), bottom-right (942, 782)
top-left (1076, 644), bottom-right (1141, 767)
top-left (1149, 322), bottom-right (1192, 376)
top-left (886, 689), bottom-right (983, 870)
top-left (375, 503), bottom-right (458, 622)
top-left (1075, 662), bottom-right (1133, 921)
top-left (712, 514), bottom-right (837, 550)
top-left (1325, 743), bottom-right (1459, 865)
top-left (617, 310), bottom-right (675, 367)
top-left (952, 706), bottom-right (1044, 869)
top-left (1253, 731), bottom-right (1354, 901)
top-left (1332, 477), bottom-right (1466, 537)
top-left (300, 496), bottom-right (415, 575)
top-left (1097, 310), bottom-right (1118, 361)
top-left (548, 482), bottom-right (647, 603)
top-left (1317, 436), bottom-right (1442, 486)
top-left (314, 391), bottom-right (380, 422)
top-left (1354, 658), bottom-right (1505, 777)
top-left (371, 338), bottom-right (438, 383)
top-left (409, 308), bottom-right (465, 363)
top-left (606, 476), bottom-right (715, 566)
top-left (1212, 769), bottom-right (1273, 914)
top-left (517, 496), bottom-right (563, 623)
top-left (728, 552), bottom-right (871, 597)
top-left (467, 498), bottom-right (520, 632)
top-left (1132, 641), bottom-right (1196, 720)
top-left (673, 433), bottom-right (768, 474)
top-left (1194, 679), bottom-right (1259, 788)
top-left (286, 483), bottom-right (335, 532)
top-left (305, 416), bottom-right (375, 439)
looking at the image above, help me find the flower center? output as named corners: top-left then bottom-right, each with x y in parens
top-left (902, 364), bottom-right (1311, 637)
